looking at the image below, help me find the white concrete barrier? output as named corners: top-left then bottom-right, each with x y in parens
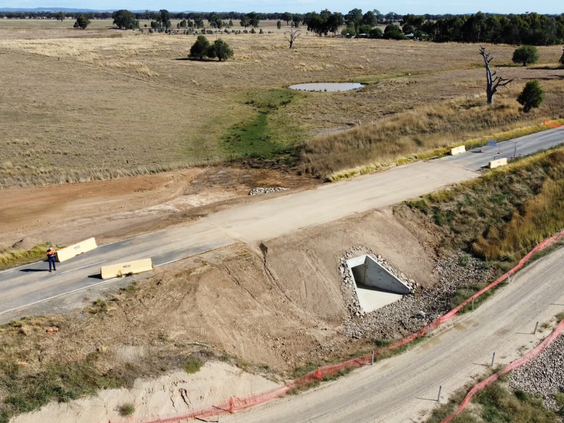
top-left (488, 158), bottom-right (508, 169)
top-left (100, 258), bottom-right (153, 280)
top-left (450, 145), bottom-right (466, 155)
top-left (56, 237), bottom-right (97, 262)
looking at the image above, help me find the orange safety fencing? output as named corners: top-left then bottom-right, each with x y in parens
top-left (544, 120), bottom-right (564, 128)
top-left (441, 318), bottom-right (564, 423)
top-left (114, 228), bottom-right (564, 423)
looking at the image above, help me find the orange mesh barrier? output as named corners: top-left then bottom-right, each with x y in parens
top-left (544, 120), bottom-right (564, 128)
top-left (441, 318), bottom-right (564, 423)
top-left (118, 228), bottom-right (564, 423)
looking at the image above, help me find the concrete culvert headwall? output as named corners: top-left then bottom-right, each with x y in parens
top-left (349, 255), bottom-right (411, 294)
top-left (347, 255), bottom-right (411, 313)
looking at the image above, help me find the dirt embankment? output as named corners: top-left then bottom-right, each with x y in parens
top-left (0, 207), bottom-right (440, 378)
top-left (0, 201), bottom-right (509, 423)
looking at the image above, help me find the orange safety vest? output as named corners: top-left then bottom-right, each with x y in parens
top-left (47, 250), bottom-right (56, 258)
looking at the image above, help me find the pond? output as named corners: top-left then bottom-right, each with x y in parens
top-left (289, 82), bottom-right (364, 92)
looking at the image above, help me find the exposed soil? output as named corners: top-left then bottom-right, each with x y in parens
top-left (0, 164), bottom-right (318, 249)
top-left (11, 361), bottom-right (279, 423)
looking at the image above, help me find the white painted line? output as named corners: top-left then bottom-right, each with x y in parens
top-left (0, 277), bottom-right (119, 317)
top-left (58, 260), bottom-right (105, 275)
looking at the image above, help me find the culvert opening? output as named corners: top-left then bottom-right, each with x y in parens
top-left (347, 255), bottom-right (411, 313)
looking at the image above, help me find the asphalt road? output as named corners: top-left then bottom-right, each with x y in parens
top-left (443, 126), bottom-right (564, 169)
top-left (0, 127), bottom-right (563, 322)
top-left (223, 247), bottom-right (564, 423)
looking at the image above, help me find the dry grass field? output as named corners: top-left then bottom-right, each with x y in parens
top-left (0, 20), bottom-right (563, 186)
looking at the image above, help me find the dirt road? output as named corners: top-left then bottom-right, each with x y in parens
top-left (1, 127), bottom-right (563, 321)
top-left (0, 160), bottom-right (476, 321)
top-left (222, 246), bottom-right (564, 423)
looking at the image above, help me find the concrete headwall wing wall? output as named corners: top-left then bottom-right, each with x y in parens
top-left (489, 158), bottom-right (508, 169)
top-left (450, 145), bottom-right (466, 155)
top-left (56, 237), bottom-right (97, 262)
top-left (100, 258), bottom-right (153, 280)
top-left (348, 255), bottom-right (411, 295)
top-left (348, 256), bottom-right (367, 285)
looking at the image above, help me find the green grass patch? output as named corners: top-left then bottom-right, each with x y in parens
top-left (222, 88), bottom-right (305, 160)
top-left (222, 111), bottom-right (284, 158)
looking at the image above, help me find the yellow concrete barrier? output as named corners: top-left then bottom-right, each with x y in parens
top-left (450, 145), bottom-right (466, 155)
top-left (100, 258), bottom-right (153, 280)
top-left (56, 237), bottom-right (97, 262)
top-left (489, 158), bottom-right (508, 169)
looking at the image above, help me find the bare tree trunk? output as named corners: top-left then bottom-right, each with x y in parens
top-left (480, 46), bottom-right (513, 105)
top-left (285, 23), bottom-right (301, 49)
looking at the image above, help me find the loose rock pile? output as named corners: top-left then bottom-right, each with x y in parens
top-left (510, 334), bottom-right (564, 413)
top-left (248, 187), bottom-right (288, 196)
top-left (340, 247), bottom-right (499, 341)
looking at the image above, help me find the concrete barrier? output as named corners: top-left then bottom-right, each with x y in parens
top-left (100, 258), bottom-right (153, 280)
top-left (488, 158), bottom-right (508, 169)
top-left (450, 145), bottom-right (466, 155)
top-left (56, 237), bottom-right (97, 262)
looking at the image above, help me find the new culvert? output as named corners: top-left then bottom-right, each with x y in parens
top-left (347, 255), bottom-right (411, 313)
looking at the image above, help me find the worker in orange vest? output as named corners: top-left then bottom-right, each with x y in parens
top-left (46, 247), bottom-right (57, 272)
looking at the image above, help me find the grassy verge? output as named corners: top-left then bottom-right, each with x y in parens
top-left (450, 281), bottom-right (507, 314)
top-left (405, 147), bottom-right (564, 262)
top-left (0, 354), bottom-right (131, 423)
top-left (326, 120), bottom-right (556, 182)
top-left (0, 243), bottom-right (61, 271)
top-left (425, 377), bottom-right (560, 423)
top-left (0, 314), bottom-right (211, 423)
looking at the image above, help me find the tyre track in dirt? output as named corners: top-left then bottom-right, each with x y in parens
top-left (222, 247), bottom-right (564, 423)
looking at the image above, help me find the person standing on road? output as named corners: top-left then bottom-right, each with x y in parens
top-left (46, 247), bottom-right (57, 272)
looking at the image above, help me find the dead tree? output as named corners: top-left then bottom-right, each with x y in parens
top-left (285, 22), bottom-right (301, 49)
top-left (480, 46), bottom-right (513, 105)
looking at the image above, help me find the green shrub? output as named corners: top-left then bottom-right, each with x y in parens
top-left (184, 359), bottom-right (203, 374)
top-left (119, 403), bottom-right (135, 416)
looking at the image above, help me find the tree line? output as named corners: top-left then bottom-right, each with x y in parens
top-left (7, 8), bottom-right (564, 45)
top-left (413, 12), bottom-right (564, 45)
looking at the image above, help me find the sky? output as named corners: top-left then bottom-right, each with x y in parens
top-left (5, 0), bottom-right (563, 15)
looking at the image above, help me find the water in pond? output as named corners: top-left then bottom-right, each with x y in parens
top-left (289, 82), bottom-right (363, 92)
